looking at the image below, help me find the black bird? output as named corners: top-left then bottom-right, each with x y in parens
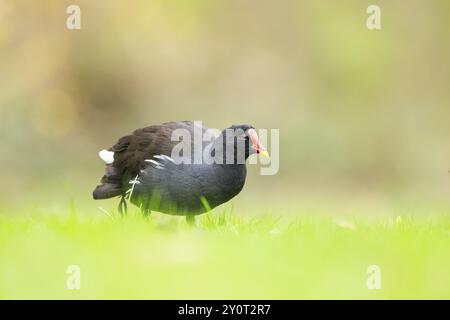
top-left (93, 121), bottom-right (268, 223)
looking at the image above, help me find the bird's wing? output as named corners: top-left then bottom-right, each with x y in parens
top-left (111, 121), bottom-right (200, 179)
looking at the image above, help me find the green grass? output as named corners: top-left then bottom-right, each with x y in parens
top-left (0, 205), bottom-right (449, 299)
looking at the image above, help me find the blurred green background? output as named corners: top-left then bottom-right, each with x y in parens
top-left (0, 0), bottom-right (449, 213)
top-left (1, 0), bottom-right (449, 301)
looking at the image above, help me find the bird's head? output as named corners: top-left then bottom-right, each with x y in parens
top-left (220, 124), bottom-right (269, 161)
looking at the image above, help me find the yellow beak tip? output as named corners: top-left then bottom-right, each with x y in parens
top-left (259, 150), bottom-right (270, 158)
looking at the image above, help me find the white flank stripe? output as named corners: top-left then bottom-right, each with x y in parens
top-left (145, 159), bottom-right (160, 166)
top-left (154, 154), bottom-right (175, 163)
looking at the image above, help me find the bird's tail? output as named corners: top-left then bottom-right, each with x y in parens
top-left (93, 150), bottom-right (123, 199)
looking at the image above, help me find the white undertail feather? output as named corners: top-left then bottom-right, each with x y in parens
top-left (98, 149), bottom-right (114, 164)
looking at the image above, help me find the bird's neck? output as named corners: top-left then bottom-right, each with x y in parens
top-left (211, 132), bottom-right (250, 165)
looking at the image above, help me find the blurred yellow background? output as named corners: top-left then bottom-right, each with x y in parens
top-left (0, 0), bottom-right (449, 213)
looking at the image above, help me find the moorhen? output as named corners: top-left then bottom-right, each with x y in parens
top-left (93, 121), bottom-right (268, 223)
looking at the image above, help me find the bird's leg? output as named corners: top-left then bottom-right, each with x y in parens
top-left (186, 215), bottom-right (196, 226)
top-left (142, 209), bottom-right (152, 218)
top-left (118, 196), bottom-right (128, 215)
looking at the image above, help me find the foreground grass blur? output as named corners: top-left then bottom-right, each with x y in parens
top-left (0, 205), bottom-right (449, 299)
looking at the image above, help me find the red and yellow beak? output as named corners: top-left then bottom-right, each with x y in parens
top-left (248, 128), bottom-right (269, 157)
